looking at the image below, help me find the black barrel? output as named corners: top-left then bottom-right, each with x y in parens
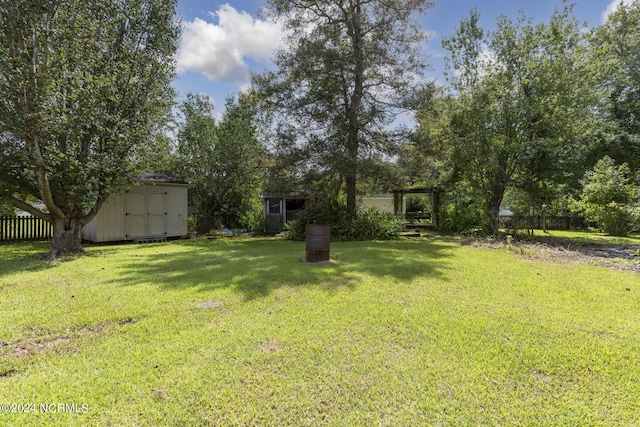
top-left (306, 224), bottom-right (330, 262)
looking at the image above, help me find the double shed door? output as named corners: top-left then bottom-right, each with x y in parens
top-left (125, 189), bottom-right (167, 239)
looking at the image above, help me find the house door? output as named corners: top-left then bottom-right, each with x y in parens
top-left (264, 198), bottom-right (284, 233)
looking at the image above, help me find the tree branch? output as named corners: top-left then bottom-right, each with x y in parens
top-left (0, 189), bottom-right (52, 222)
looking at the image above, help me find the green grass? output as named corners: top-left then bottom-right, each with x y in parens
top-left (1, 235), bottom-right (639, 426)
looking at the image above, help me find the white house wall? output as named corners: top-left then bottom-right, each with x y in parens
top-left (360, 197), bottom-right (394, 214)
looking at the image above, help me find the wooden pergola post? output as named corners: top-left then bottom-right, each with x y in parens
top-left (430, 190), bottom-right (441, 228)
top-left (393, 191), bottom-right (403, 216)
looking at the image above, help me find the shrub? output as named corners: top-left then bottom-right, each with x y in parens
top-left (284, 198), bottom-right (402, 241)
top-left (239, 202), bottom-right (265, 235)
top-left (574, 156), bottom-right (639, 237)
top-left (405, 194), bottom-right (429, 213)
top-left (438, 200), bottom-right (487, 234)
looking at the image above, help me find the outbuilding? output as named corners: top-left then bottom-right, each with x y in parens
top-left (83, 173), bottom-right (188, 243)
top-left (262, 193), bottom-right (310, 234)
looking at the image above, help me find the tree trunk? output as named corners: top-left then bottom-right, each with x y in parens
top-left (344, 0), bottom-right (363, 215)
top-left (345, 170), bottom-right (357, 214)
top-left (486, 185), bottom-right (506, 236)
top-left (50, 216), bottom-right (84, 258)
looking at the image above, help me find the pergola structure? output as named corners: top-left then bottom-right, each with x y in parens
top-left (392, 187), bottom-right (444, 228)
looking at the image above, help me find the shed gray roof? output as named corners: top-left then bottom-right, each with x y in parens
top-left (135, 173), bottom-right (188, 185)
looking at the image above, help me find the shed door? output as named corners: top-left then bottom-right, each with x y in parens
top-left (125, 190), bottom-right (147, 239)
top-left (147, 191), bottom-right (167, 236)
top-left (265, 198), bottom-right (284, 233)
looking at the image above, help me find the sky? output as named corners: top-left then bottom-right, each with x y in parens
top-left (173, 0), bottom-right (633, 115)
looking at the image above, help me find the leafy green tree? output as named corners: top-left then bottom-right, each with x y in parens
top-left (404, 91), bottom-right (451, 188)
top-left (174, 93), bottom-right (265, 233)
top-left (575, 156), bottom-right (638, 236)
top-left (435, 4), bottom-right (597, 234)
top-left (0, 199), bottom-right (15, 216)
top-left (0, 0), bottom-right (178, 256)
top-left (254, 0), bottom-right (433, 213)
top-left (589, 1), bottom-right (640, 170)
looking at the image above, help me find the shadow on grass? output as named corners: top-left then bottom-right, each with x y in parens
top-left (0, 241), bottom-right (55, 276)
top-left (109, 238), bottom-right (454, 300)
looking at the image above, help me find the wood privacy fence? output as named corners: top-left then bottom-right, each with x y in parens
top-left (0, 216), bottom-right (53, 241)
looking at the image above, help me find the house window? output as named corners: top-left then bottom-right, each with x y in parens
top-left (268, 199), bottom-right (281, 214)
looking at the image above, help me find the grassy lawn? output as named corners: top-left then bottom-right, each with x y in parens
top-left (1, 235), bottom-right (639, 425)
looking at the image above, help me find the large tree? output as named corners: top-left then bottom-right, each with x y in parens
top-left (173, 93), bottom-right (265, 233)
top-left (254, 0), bottom-right (433, 212)
top-left (589, 0), bottom-right (640, 170)
top-left (434, 4), bottom-right (597, 233)
top-left (0, 0), bottom-right (178, 257)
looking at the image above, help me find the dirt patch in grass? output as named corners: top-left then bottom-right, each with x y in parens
top-left (257, 338), bottom-right (283, 353)
top-left (460, 236), bottom-right (640, 272)
top-left (197, 300), bottom-right (223, 309)
top-left (0, 317), bottom-right (138, 360)
top-left (153, 388), bottom-right (171, 400)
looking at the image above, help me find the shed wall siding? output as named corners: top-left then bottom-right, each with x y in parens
top-left (99, 193), bottom-right (125, 241)
top-left (83, 182), bottom-right (187, 242)
top-left (83, 216), bottom-right (97, 242)
top-left (166, 186), bottom-right (188, 236)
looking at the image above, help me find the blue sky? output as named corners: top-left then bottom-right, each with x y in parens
top-left (174, 0), bottom-right (630, 114)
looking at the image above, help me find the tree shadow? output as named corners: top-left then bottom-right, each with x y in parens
top-left (108, 238), bottom-right (454, 301)
top-left (0, 241), bottom-right (57, 276)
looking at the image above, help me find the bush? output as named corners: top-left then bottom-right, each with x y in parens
top-left (574, 156), bottom-right (639, 237)
top-left (284, 199), bottom-right (402, 241)
top-left (239, 202), bottom-right (265, 235)
top-left (405, 194), bottom-right (429, 213)
top-left (438, 201), bottom-right (487, 234)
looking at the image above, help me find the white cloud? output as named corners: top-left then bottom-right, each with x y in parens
top-left (177, 4), bottom-right (283, 85)
top-left (602, 0), bottom-right (635, 23)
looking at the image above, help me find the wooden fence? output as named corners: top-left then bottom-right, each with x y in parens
top-left (0, 216), bottom-right (53, 241)
top-left (499, 215), bottom-right (588, 230)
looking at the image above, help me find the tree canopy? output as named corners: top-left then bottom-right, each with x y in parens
top-left (419, 4), bottom-right (597, 233)
top-left (173, 93), bottom-right (265, 233)
top-left (0, 0), bottom-right (179, 256)
top-left (589, 1), bottom-right (640, 170)
top-left (254, 0), bottom-right (434, 212)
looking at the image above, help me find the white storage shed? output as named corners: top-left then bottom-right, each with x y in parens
top-left (83, 173), bottom-right (188, 243)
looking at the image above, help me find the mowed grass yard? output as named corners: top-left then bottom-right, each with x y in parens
top-left (1, 234), bottom-right (639, 426)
